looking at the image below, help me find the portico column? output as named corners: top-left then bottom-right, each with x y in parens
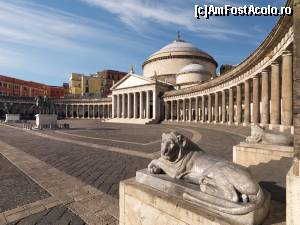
top-left (281, 50), bottom-right (293, 126)
top-left (107, 105), bottom-right (111, 118)
top-left (261, 70), bottom-right (269, 125)
top-left (236, 85), bottom-right (242, 124)
top-left (214, 92), bottom-right (219, 123)
top-left (117, 95), bottom-right (120, 118)
top-left (164, 101), bottom-right (168, 120)
top-left (140, 91), bottom-right (144, 119)
top-left (152, 90), bottom-right (157, 120)
top-left (252, 75), bottom-right (259, 124)
top-left (177, 99), bottom-right (180, 121)
top-left (201, 95), bottom-right (205, 122)
top-left (112, 95), bottom-right (115, 118)
top-left (195, 97), bottom-right (199, 122)
top-left (171, 100), bottom-right (174, 121)
top-left (271, 61), bottom-right (280, 125)
top-left (122, 94), bottom-right (126, 118)
top-left (222, 90), bottom-right (226, 123)
top-left (134, 92), bottom-right (137, 119)
top-left (208, 95), bottom-right (212, 122)
top-left (188, 98), bottom-right (192, 122)
top-left (244, 80), bottom-right (250, 124)
top-left (97, 105), bottom-right (100, 118)
top-left (128, 93), bottom-right (132, 118)
top-left (183, 99), bottom-right (186, 121)
top-left (146, 91), bottom-right (150, 119)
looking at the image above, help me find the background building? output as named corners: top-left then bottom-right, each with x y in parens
top-left (69, 70), bottom-right (126, 97)
top-left (0, 75), bottom-right (64, 98)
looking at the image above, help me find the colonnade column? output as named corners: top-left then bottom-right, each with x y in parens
top-left (140, 91), bottom-right (144, 119)
top-left (183, 99), bottom-right (186, 121)
top-left (271, 61), bottom-right (280, 125)
top-left (281, 50), bottom-right (293, 126)
top-left (252, 75), bottom-right (259, 124)
top-left (146, 91), bottom-right (150, 119)
top-left (261, 70), bottom-right (269, 125)
top-left (214, 93), bottom-right (219, 123)
top-left (65, 105), bottom-right (68, 118)
top-left (102, 104), bottom-right (105, 118)
top-left (244, 80), bottom-right (250, 124)
top-left (77, 105), bottom-right (79, 118)
top-left (188, 98), bottom-right (192, 122)
top-left (177, 100), bottom-right (180, 121)
top-left (71, 105), bottom-right (74, 118)
top-left (82, 105), bottom-right (85, 118)
top-left (229, 88), bottom-right (234, 124)
top-left (221, 90), bottom-right (226, 123)
top-left (195, 97), bottom-right (199, 122)
top-left (201, 96), bottom-right (205, 122)
top-left (208, 95), bottom-right (212, 122)
top-left (236, 85), bottom-right (242, 124)
top-left (133, 93), bottom-right (137, 119)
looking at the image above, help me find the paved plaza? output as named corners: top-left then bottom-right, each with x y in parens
top-left (0, 120), bottom-right (256, 224)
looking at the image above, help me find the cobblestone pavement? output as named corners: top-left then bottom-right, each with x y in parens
top-left (0, 121), bottom-right (246, 224)
top-left (0, 155), bottom-right (49, 213)
top-left (7, 205), bottom-right (86, 225)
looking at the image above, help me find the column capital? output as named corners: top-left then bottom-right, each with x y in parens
top-left (261, 68), bottom-right (269, 73)
top-left (271, 60), bottom-right (279, 65)
top-left (253, 74), bottom-right (259, 79)
top-left (282, 49), bottom-right (292, 56)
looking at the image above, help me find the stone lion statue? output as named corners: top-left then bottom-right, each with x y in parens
top-left (148, 132), bottom-right (264, 205)
top-left (246, 125), bottom-right (293, 146)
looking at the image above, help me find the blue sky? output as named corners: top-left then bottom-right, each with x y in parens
top-left (0, 0), bottom-right (286, 86)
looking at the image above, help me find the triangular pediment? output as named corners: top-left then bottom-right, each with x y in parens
top-left (111, 74), bottom-right (154, 90)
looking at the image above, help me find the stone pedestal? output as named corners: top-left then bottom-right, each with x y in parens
top-left (233, 143), bottom-right (294, 167)
top-left (286, 159), bottom-right (300, 225)
top-left (120, 170), bottom-right (270, 225)
top-left (120, 178), bottom-right (231, 225)
top-left (35, 114), bottom-right (57, 128)
top-left (5, 114), bottom-right (20, 122)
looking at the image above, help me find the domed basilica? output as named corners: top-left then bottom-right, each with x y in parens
top-left (110, 33), bottom-right (218, 124)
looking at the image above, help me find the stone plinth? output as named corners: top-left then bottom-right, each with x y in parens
top-left (5, 114), bottom-right (20, 122)
top-left (233, 142), bottom-right (294, 167)
top-left (120, 170), bottom-right (270, 225)
top-left (35, 114), bottom-right (57, 128)
top-left (286, 159), bottom-right (300, 225)
top-left (120, 178), bottom-right (231, 225)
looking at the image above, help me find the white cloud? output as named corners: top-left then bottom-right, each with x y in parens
top-left (81, 0), bottom-right (253, 40)
top-left (0, 0), bottom-right (102, 51)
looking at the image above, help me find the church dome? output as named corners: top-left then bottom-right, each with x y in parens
top-left (142, 33), bottom-right (217, 85)
top-left (176, 63), bottom-right (211, 85)
top-left (178, 63), bottom-right (207, 74)
top-left (149, 39), bottom-right (215, 62)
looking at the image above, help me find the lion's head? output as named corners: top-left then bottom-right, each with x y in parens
top-left (161, 132), bottom-right (200, 163)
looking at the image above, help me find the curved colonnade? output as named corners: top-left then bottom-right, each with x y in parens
top-left (163, 10), bottom-right (294, 131)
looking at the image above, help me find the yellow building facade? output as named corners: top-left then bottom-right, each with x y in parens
top-left (69, 73), bottom-right (102, 96)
